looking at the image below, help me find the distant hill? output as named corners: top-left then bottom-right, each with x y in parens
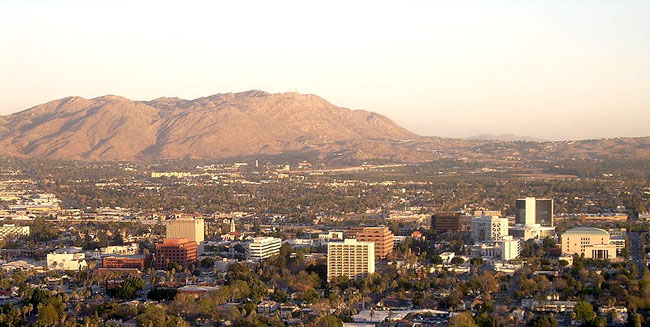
top-left (0, 91), bottom-right (419, 161)
top-left (0, 90), bottom-right (648, 163)
top-left (467, 134), bottom-right (546, 142)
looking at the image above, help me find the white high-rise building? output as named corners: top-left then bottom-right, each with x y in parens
top-left (501, 236), bottom-right (521, 261)
top-left (248, 237), bottom-right (282, 260)
top-left (327, 239), bottom-right (375, 282)
top-left (471, 216), bottom-right (509, 242)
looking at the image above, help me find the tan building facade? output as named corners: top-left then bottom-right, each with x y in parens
top-left (561, 227), bottom-right (617, 259)
top-left (348, 226), bottom-right (394, 259)
top-left (167, 218), bottom-right (205, 253)
top-left (327, 239), bottom-right (375, 282)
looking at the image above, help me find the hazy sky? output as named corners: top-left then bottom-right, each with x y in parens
top-left (1, 0), bottom-right (649, 140)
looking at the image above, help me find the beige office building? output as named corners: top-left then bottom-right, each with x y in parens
top-left (167, 218), bottom-right (205, 253)
top-left (327, 239), bottom-right (375, 282)
top-left (248, 237), bottom-right (282, 260)
top-left (561, 227), bottom-right (617, 259)
top-left (471, 216), bottom-right (509, 242)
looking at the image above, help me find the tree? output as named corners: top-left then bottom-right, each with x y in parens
top-left (628, 312), bottom-right (642, 327)
top-left (317, 314), bottom-right (342, 327)
top-left (109, 277), bottom-right (145, 300)
top-left (528, 314), bottom-right (558, 327)
top-left (432, 255), bottom-right (443, 265)
top-left (451, 257), bottom-right (465, 265)
top-left (136, 305), bottom-right (188, 327)
top-left (147, 288), bottom-right (178, 301)
top-left (574, 301), bottom-right (596, 325)
top-left (36, 303), bottom-right (60, 327)
top-left (200, 257), bottom-right (215, 268)
top-left (449, 312), bottom-right (477, 327)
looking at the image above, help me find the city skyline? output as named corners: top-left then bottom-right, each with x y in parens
top-left (1, 0), bottom-right (649, 140)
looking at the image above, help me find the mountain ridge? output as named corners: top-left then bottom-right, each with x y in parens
top-left (0, 91), bottom-right (420, 161)
top-left (1, 91), bottom-right (649, 163)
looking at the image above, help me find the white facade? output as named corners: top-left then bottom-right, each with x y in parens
top-left (47, 248), bottom-right (87, 271)
top-left (101, 243), bottom-right (139, 255)
top-left (523, 197), bottom-right (536, 225)
top-left (471, 216), bottom-right (509, 242)
top-left (0, 224), bottom-right (30, 239)
top-left (509, 224), bottom-right (542, 241)
top-left (561, 227), bottom-right (617, 259)
top-left (318, 231), bottom-right (344, 240)
top-left (440, 252), bottom-right (455, 263)
top-left (473, 236), bottom-right (520, 261)
top-left (248, 237), bottom-right (282, 260)
top-left (327, 239), bottom-right (375, 281)
top-left (501, 236), bottom-right (521, 261)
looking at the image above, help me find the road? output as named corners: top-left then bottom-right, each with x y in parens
top-left (628, 231), bottom-right (645, 277)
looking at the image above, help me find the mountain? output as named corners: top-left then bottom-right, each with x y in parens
top-left (0, 91), bottom-right (421, 161)
top-left (467, 134), bottom-right (546, 142)
top-left (1, 90), bottom-right (648, 163)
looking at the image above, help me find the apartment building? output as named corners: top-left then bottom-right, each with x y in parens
top-left (47, 247), bottom-right (87, 271)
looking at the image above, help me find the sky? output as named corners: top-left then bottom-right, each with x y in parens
top-left (1, 0), bottom-right (649, 140)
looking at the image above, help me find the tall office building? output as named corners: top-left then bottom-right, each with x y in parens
top-left (167, 218), bottom-right (205, 253)
top-left (471, 216), bottom-right (509, 242)
top-left (154, 238), bottom-right (198, 269)
top-left (348, 226), bottom-right (394, 259)
top-left (515, 197), bottom-right (553, 227)
top-left (327, 239), bottom-right (375, 282)
top-left (431, 212), bottom-right (468, 234)
top-left (248, 237), bottom-right (282, 260)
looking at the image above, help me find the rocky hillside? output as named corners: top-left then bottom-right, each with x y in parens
top-left (0, 91), bottom-right (419, 161)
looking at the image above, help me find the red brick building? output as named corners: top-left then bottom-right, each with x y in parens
top-left (154, 238), bottom-right (197, 269)
top-left (102, 255), bottom-right (150, 270)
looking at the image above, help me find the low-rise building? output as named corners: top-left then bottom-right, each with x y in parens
top-left (0, 224), bottom-right (30, 239)
top-left (47, 247), bottom-right (87, 271)
top-left (561, 227), bottom-right (617, 259)
top-left (102, 255), bottom-right (149, 270)
top-left (318, 231), bottom-right (344, 240)
top-left (101, 243), bottom-right (139, 255)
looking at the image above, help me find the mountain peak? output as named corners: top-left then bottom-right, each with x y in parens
top-left (0, 91), bottom-right (417, 161)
